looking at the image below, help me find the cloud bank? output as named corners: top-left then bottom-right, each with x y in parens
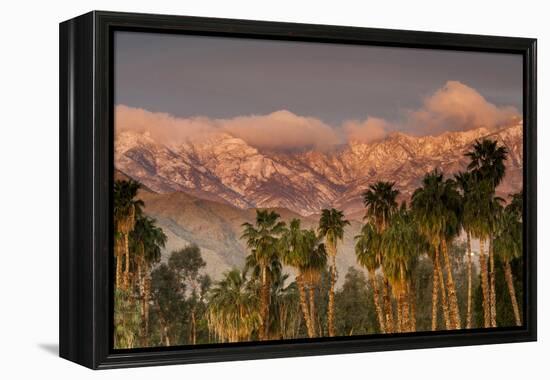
top-left (221, 110), bottom-right (339, 151)
top-left (116, 105), bottom-right (218, 144)
top-left (116, 106), bottom-right (340, 151)
top-left (407, 80), bottom-right (519, 134)
top-left (116, 81), bottom-right (520, 151)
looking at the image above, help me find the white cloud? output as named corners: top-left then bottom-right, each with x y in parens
top-left (116, 81), bottom-right (520, 150)
top-left (406, 80), bottom-right (519, 134)
top-left (342, 117), bottom-right (389, 143)
top-left (116, 106), bottom-right (340, 151)
top-left (221, 110), bottom-right (340, 151)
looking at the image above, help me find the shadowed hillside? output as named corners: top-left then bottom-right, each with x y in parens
top-left (137, 189), bottom-right (362, 285)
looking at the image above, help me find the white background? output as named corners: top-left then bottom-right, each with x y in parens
top-left (0, 0), bottom-right (547, 377)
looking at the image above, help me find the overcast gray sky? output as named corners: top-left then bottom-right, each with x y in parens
top-left (114, 31), bottom-right (522, 137)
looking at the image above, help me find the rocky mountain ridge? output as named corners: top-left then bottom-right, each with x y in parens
top-left (115, 123), bottom-right (523, 219)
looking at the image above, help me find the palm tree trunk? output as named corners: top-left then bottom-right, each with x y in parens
top-left (123, 233), bottom-right (130, 289)
top-left (440, 239), bottom-right (461, 329)
top-left (382, 276), bottom-right (394, 333)
top-left (399, 290), bottom-right (409, 333)
top-left (137, 259), bottom-right (146, 345)
top-left (260, 266), bottom-right (270, 341)
top-left (489, 238), bottom-right (497, 327)
top-left (308, 286), bottom-right (317, 337)
top-left (431, 256), bottom-right (439, 331)
top-left (144, 273), bottom-right (151, 337)
top-left (328, 252), bottom-right (337, 337)
top-left (504, 260), bottom-right (522, 326)
top-left (408, 279), bottom-right (416, 332)
top-left (466, 232), bottom-right (473, 329)
top-left (296, 275), bottom-right (315, 338)
top-left (396, 294), bottom-right (403, 333)
top-left (479, 238), bottom-right (491, 328)
top-left (436, 248), bottom-right (451, 330)
top-left (369, 270), bottom-right (385, 333)
top-left (191, 308), bottom-right (197, 345)
top-left (115, 237), bottom-right (123, 289)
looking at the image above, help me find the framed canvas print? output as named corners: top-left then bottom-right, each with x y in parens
top-left (59, 11), bottom-right (537, 369)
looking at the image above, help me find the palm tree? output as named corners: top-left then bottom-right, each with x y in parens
top-left (411, 170), bottom-right (462, 330)
top-left (355, 222), bottom-right (385, 333)
top-left (455, 171), bottom-right (475, 328)
top-left (114, 179), bottom-right (144, 289)
top-left (268, 272), bottom-right (302, 340)
top-left (130, 214), bottom-right (167, 343)
top-left (318, 208), bottom-right (350, 337)
top-left (466, 139), bottom-right (508, 327)
top-left (382, 205), bottom-right (425, 332)
top-left (113, 288), bottom-right (142, 349)
top-left (301, 229), bottom-right (328, 337)
top-left (363, 181), bottom-right (399, 231)
top-left (494, 198), bottom-right (523, 326)
top-left (429, 243), bottom-right (452, 330)
top-left (241, 210), bottom-right (286, 340)
top-left (486, 194), bottom-right (504, 327)
top-left (462, 177), bottom-right (495, 328)
top-left (279, 219), bottom-right (315, 338)
top-left (280, 221), bottom-right (328, 338)
top-left (466, 139), bottom-right (508, 189)
top-left (508, 190), bottom-right (523, 217)
top-left (207, 269), bottom-right (260, 343)
top-left (362, 181), bottom-right (398, 332)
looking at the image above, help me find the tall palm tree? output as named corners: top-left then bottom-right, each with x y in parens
top-left (363, 181), bottom-right (399, 231)
top-left (302, 229), bottom-right (328, 337)
top-left (355, 222), bottom-right (385, 333)
top-left (207, 269), bottom-right (260, 343)
top-left (130, 214), bottom-right (167, 343)
top-left (466, 139), bottom-right (508, 189)
top-left (465, 179), bottom-right (502, 327)
top-left (455, 171), bottom-right (475, 328)
top-left (318, 208), bottom-right (350, 337)
top-left (383, 205), bottom-right (425, 333)
top-left (494, 198), bottom-right (523, 326)
top-left (466, 139), bottom-right (508, 327)
top-left (241, 210), bottom-right (286, 340)
top-left (279, 219), bottom-right (316, 338)
top-left (487, 197), bottom-right (504, 327)
top-left (362, 181), bottom-right (398, 332)
top-left (114, 179), bottom-right (144, 289)
top-left (268, 272), bottom-right (302, 340)
top-left (431, 244), bottom-right (452, 330)
top-left (281, 221), bottom-right (328, 338)
top-left (411, 170), bottom-right (462, 330)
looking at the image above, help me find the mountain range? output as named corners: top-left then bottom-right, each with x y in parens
top-left (115, 122), bottom-right (523, 283)
top-left (115, 122), bottom-right (523, 219)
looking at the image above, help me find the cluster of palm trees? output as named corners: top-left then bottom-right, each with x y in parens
top-left (115, 180), bottom-right (215, 348)
top-left (354, 139), bottom-right (522, 333)
top-left (207, 257), bottom-right (303, 343)
top-left (113, 179), bottom-right (167, 348)
top-left (207, 208), bottom-right (349, 342)
top-left (207, 138), bottom-right (522, 342)
top-left (114, 137), bottom-right (523, 347)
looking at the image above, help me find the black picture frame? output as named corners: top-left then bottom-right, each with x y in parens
top-left (59, 10), bottom-right (537, 369)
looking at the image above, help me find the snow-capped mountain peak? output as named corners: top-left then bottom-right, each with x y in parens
top-left (115, 123), bottom-right (523, 218)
